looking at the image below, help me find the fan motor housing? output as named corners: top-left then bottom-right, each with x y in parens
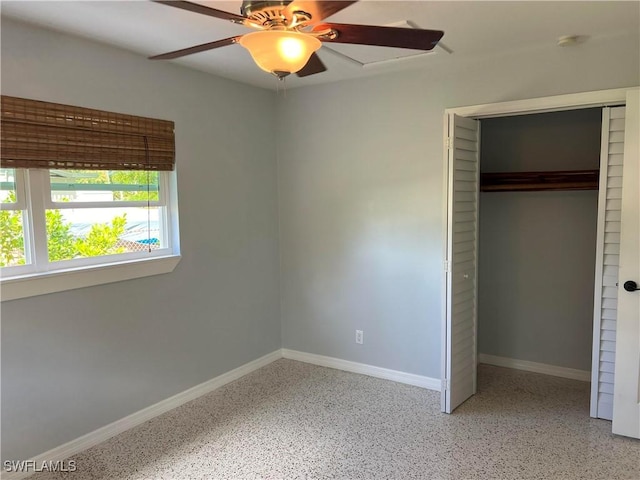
top-left (240, 0), bottom-right (292, 22)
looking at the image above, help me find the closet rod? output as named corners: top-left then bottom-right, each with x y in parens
top-left (480, 169), bottom-right (599, 192)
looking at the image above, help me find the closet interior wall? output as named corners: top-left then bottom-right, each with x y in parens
top-left (477, 109), bottom-right (602, 372)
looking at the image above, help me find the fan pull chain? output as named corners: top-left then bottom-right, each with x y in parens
top-left (282, 76), bottom-right (287, 98)
top-left (274, 76), bottom-right (288, 98)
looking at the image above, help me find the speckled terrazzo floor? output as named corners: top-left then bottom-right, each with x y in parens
top-left (29, 359), bottom-right (639, 480)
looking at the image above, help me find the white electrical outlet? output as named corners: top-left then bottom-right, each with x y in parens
top-left (355, 330), bottom-right (364, 344)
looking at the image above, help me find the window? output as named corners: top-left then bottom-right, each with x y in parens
top-left (2, 167), bottom-right (173, 269)
top-left (1, 96), bottom-right (180, 300)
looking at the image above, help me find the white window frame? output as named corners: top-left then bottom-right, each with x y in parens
top-left (1, 168), bottom-right (181, 301)
top-left (0, 168), bottom-right (34, 276)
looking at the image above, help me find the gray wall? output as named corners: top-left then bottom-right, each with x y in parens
top-left (478, 110), bottom-right (601, 370)
top-left (276, 30), bottom-right (639, 378)
top-left (1, 19), bottom-right (281, 461)
top-left (2, 8), bottom-right (640, 464)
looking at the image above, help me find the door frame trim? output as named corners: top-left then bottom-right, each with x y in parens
top-left (441, 87), bottom-right (633, 414)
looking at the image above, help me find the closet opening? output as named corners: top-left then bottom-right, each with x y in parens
top-left (476, 108), bottom-right (602, 413)
top-left (443, 87), bottom-right (638, 435)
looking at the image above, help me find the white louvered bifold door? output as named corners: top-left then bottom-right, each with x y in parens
top-left (612, 88), bottom-right (640, 439)
top-left (443, 114), bottom-right (480, 413)
top-left (590, 106), bottom-right (626, 421)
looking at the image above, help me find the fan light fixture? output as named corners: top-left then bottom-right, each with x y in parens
top-left (239, 30), bottom-right (321, 77)
top-left (150, 1), bottom-right (445, 80)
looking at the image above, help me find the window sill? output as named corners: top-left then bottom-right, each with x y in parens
top-left (0, 255), bottom-right (181, 302)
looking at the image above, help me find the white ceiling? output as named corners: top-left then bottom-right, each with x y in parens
top-left (2, 1), bottom-right (639, 90)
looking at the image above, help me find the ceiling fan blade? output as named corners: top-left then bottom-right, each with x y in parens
top-left (296, 52), bottom-right (327, 77)
top-left (150, 36), bottom-right (241, 60)
top-left (153, 0), bottom-right (246, 23)
top-left (314, 23), bottom-right (444, 51)
top-left (283, 1), bottom-right (358, 23)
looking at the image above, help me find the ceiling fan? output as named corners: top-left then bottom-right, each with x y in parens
top-left (150, 0), bottom-right (444, 79)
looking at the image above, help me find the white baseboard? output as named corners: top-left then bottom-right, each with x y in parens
top-left (282, 349), bottom-right (441, 391)
top-left (1, 350), bottom-right (282, 480)
top-left (3, 348), bottom-right (440, 480)
top-left (478, 353), bottom-right (591, 382)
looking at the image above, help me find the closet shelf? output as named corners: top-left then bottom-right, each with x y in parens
top-left (480, 169), bottom-right (599, 192)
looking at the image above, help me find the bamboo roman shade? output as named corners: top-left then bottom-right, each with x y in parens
top-left (1, 95), bottom-right (175, 171)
